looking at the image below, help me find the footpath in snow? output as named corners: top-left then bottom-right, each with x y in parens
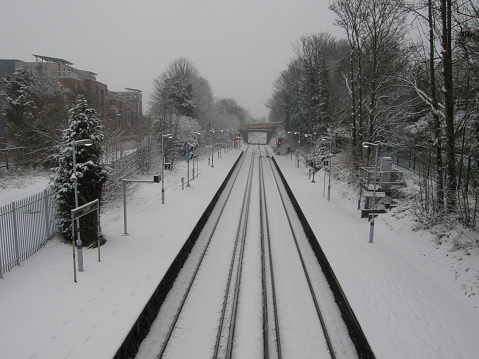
top-left (0, 147), bottom-right (478, 358)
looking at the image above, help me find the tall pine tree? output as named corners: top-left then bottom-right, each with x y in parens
top-left (51, 95), bottom-right (108, 244)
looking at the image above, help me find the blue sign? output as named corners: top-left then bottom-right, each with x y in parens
top-left (183, 141), bottom-right (194, 159)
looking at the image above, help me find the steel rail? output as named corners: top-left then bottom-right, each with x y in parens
top-left (259, 155), bottom-right (282, 359)
top-left (267, 158), bottom-right (337, 359)
top-left (213, 151), bottom-right (256, 359)
top-left (156, 151), bottom-right (248, 359)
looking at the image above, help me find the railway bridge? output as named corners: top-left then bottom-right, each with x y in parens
top-left (239, 122), bottom-right (281, 144)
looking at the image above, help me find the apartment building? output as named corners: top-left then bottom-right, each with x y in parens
top-left (0, 54), bottom-right (142, 142)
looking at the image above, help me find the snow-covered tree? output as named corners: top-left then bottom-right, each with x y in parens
top-left (51, 95), bottom-right (109, 245)
top-left (1, 68), bottom-right (37, 142)
top-left (1, 67), bottom-right (71, 164)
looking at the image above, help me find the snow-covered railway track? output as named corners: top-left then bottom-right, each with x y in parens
top-left (135, 146), bottom-right (359, 359)
top-left (260, 154), bottom-right (336, 358)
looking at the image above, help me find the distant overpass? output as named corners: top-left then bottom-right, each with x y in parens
top-left (239, 122), bottom-right (281, 144)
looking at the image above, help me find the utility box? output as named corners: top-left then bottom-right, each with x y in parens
top-left (380, 157), bottom-right (392, 189)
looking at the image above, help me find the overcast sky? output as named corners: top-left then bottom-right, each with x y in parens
top-left (1, 0), bottom-right (344, 119)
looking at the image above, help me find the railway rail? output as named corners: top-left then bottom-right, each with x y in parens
top-left (135, 146), bottom-right (359, 359)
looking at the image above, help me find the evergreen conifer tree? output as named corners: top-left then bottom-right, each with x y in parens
top-left (51, 95), bottom-right (108, 245)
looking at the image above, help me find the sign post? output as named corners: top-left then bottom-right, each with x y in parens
top-left (122, 177), bottom-right (160, 235)
top-left (70, 199), bottom-right (99, 283)
top-left (183, 142), bottom-right (194, 187)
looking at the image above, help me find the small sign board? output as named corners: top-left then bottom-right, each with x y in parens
top-left (363, 191), bottom-right (386, 197)
top-left (183, 141), bottom-right (193, 151)
top-left (71, 199), bottom-right (99, 220)
top-left (164, 163), bottom-right (171, 170)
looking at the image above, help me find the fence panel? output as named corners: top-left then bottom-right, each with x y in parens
top-left (0, 189), bottom-right (56, 278)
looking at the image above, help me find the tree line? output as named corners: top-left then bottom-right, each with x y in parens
top-left (148, 56), bottom-right (252, 167)
top-left (1, 57), bottom-right (253, 244)
top-left (267, 0), bottom-right (479, 229)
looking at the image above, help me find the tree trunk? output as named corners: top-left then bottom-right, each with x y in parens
top-left (428, 0), bottom-right (445, 210)
top-left (350, 47), bottom-right (358, 155)
top-left (441, 0), bottom-right (456, 212)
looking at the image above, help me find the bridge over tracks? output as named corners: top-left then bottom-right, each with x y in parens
top-left (239, 122), bottom-right (281, 144)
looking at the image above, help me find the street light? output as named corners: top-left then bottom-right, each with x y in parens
top-left (322, 137), bottom-right (332, 200)
top-left (71, 139), bottom-right (93, 272)
top-left (210, 129), bottom-right (215, 167)
top-left (305, 133), bottom-right (316, 182)
top-left (161, 133), bottom-right (172, 204)
top-left (293, 131), bottom-right (301, 168)
top-left (362, 141), bottom-right (379, 243)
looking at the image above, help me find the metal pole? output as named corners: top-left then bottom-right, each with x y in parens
top-left (162, 135), bottom-right (165, 204)
top-left (161, 134), bottom-right (172, 204)
top-left (369, 145), bottom-right (379, 243)
top-left (311, 134), bottom-right (316, 183)
top-left (211, 136), bottom-right (214, 167)
top-left (122, 180), bottom-right (129, 235)
top-left (327, 139), bottom-right (332, 201)
top-left (323, 165), bottom-right (326, 197)
top-left (71, 212), bottom-right (77, 283)
top-left (43, 189), bottom-right (51, 238)
top-left (97, 207), bottom-right (101, 262)
top-left (72, 141), bottom-right (84, 272)
top-left (11, 202), bottom-right (20, 266)
top-left (187, 155), bottom-right (191, 187)
top-left (192, 155), bottom-right (195, 180)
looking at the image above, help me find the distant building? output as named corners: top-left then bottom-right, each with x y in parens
top-left (0, 54), bottom-right (142, 142)
top-left (107, 88), bottom-right (143, 130)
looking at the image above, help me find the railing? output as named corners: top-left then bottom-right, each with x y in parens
top-left (0, 146), bottom-right (143, 278)
top-left (0, 147), bottom-right (27, 169)
top-left (0, 188), bottom-right (56, 278)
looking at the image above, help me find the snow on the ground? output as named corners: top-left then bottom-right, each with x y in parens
top-left (0, 147), bottom-right (478, 358)
top-left (0, 169), bottom-right (51, 205)
top-left (275, 154), bottom-right (479, 358)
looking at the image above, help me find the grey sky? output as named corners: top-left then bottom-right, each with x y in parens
top-left (1, 0), bottom-right (343, 119)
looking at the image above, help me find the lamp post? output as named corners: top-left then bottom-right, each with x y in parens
top-left (305, 133), bottom-right (316, 182)
top-left (210, 129), bottom-right (215, 167)
top-left (287, 131), bottom-right (293, 160)
top-left (161, 133), bottom-right (172, 204)
top-left (219, 129), bottom-right (223, 154)
top-left (362, 141), bottom-right (379, 243)
top-left (71, 139), bottom-right (93, 272)
top-left (322, 137), bottom-right (332, 201)
top-left (293, 131), bottom-right (301, 167)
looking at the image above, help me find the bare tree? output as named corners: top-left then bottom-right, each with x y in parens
top-left (441, 0), bottom-right (457, 212)
top-left (330, 0), bottom-right (368, 154)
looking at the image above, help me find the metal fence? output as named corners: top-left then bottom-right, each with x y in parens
top-left (0, 188), bottom-right (56, 278)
